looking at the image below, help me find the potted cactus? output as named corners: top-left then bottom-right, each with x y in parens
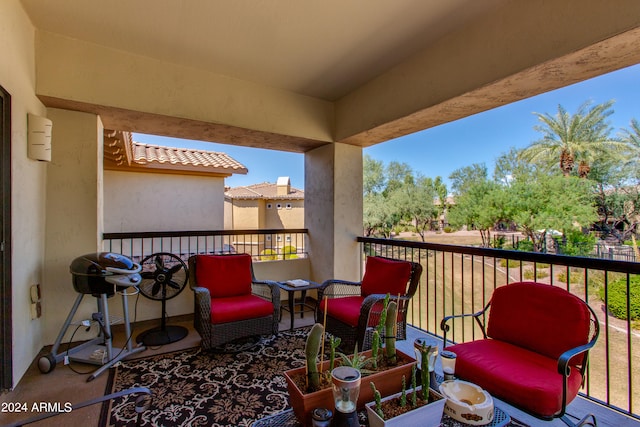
top-left (284, 296), bottom-right (416, 426)
top-left (365, 353), bottom-right (445, 427)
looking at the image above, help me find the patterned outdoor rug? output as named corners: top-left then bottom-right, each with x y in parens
top-left (100, 327), bottom-right (530, 427)
top-left (99, 327), bottom-right (309, 427)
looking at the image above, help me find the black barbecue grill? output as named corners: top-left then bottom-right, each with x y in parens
top-left (70, 252), bottom-right (141, 296)
top-left (39, 252), bottom-right (146, 380)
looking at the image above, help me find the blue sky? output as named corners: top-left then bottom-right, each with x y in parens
top-left (133, 63), bottom-right (640, 191)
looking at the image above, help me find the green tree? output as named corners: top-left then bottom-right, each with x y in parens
top-left (448, 164), bottom-right (507, 247)
top-left (392, 174), bottom-right (438, 241)
top-left (520, 100), bottom-right (625, 178)
top-left (493, 147), bottom-right (537, 185)
top-left (506, 174), bottom-right (598, 252)
top-left (364, 155), bottom-right (385, 196)
top-left (432, 176), bottom-right (448, 231)
top-left (619, 118), bottom-right (640, 181)
top-left (384, 161), bottom-right (413, 196)
top-left (363, 193), bottom-right (395, 237)
top-left (588, 118), bottom-right (640, 244)
top-left (449, 163), bottom-right (488, 195)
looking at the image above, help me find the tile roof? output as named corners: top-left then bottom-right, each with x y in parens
top-left (225, 181), bottom-right (304, 200)
top-left (103, 130), bottom-right (247, 176)
top-left (131, 142), bottom-right (248, 173)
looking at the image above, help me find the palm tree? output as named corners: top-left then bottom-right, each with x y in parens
top-left (620, 118), bottom-right (640, 146)
top-left (520, 100), bottom-right (625, 177)
top-left (619, 118), bottom-right (640, 180)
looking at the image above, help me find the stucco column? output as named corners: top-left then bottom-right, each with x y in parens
top-left (305, 143), bottom-right (362, 283)
top-left (42, 108), bottom-right (104, 344)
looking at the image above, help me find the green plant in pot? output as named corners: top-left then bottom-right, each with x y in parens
top-left (366, 359), bottom-right (445, 427)
top-left (284, 296), bottom-right (416, 425)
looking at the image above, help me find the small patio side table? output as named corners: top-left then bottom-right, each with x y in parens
top-left (277, 280), bottom-right (322, 330)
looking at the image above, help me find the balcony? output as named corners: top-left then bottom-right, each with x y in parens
top-left (3, 229), bottom-right (639, 426)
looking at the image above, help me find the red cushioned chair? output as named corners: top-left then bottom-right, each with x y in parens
top-left (188, 254), bottom-right (280, 350)
top-left (316, 256), bottom-right (422, 352)
top-left (440, 281), bottom-right (599, 427)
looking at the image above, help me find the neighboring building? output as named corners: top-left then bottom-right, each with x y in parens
top-left (224, 177), bottom-right (304, 230)
top-left (104, 130), bottom-right (248, 233)
top-left (224, 177), bottom-right (304, 256)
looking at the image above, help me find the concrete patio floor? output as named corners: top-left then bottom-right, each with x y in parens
top-left (1, 309), bottom-right (638, 427)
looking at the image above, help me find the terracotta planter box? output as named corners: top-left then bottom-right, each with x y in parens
top-left (365, 386), bottom-right (445, 427)
top-left (284, 349), bottom-right (415, 426)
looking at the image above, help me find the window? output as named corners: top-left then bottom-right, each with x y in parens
top-left (276, 236), bottom-right (282, 242)
top-left (266, 235), bottom-right (271, 241)
top-left (286, 236), bottom-right (291, 242)
top-left (276, 203), bottom-right (282, 209)
top-left (267, 203), bottom-right (272, 209)
top-left (286, 203), bottom-right (292, 209)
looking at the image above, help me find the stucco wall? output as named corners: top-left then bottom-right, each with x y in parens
top-left (0, 0), bottom-right (49, 387)
top-left (265, 199), bottom-right (304, 229)
top-left (229, 199), bottom-right (262, 229)
top-left (104, 171), bottom-right (224, 232)
top-left (103, 170), bottom-right (225, 322)
top-left (43, 108), bottom-right (104, 347)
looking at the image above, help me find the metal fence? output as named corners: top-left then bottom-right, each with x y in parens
top-left (358, 236), bottom-right (640, 420)
top-left (102, 228), bottom-right (308, 264)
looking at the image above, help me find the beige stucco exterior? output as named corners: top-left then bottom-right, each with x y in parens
top-left (1, 0), bottom-right (49, 386)
top-left (104, 171), bottom-right (225, 233)
top-left (2, 0), bottom-right (640, 389)
top-left (225, 198), bottom-right (304, 230)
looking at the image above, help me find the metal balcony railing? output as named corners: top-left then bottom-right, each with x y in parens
top-left (102, 229), bottom-right (308, 264)
top-left (358, 236), bottom-right (640, 420)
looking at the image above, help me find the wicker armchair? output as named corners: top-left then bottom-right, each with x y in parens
top-left (316, 256), bottom-right (422, 352)
top-left (188, 254), bottom-right (280, 350)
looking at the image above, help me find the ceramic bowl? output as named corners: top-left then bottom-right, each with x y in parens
top-left (439, 380), bottom-right (494, 425)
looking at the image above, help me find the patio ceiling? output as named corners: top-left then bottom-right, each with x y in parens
top-left (19, 0), bottom-right (640, 152)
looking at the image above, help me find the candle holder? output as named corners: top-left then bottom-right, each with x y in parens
top-left (331, 366), bottom-right (361, 427)
top-left (441, 350), bottom-right (457, 381)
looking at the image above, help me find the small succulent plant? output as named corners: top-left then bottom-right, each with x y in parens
top-left (305, 323), bottom-right (324, 389)
top-left (370, 382), bottom-right (384, 419)
top-left (385, 300), bottom-right (398, 364)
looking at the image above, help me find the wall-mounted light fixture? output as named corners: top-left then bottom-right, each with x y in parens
top-left (27, 113), bottom-right (52, 162)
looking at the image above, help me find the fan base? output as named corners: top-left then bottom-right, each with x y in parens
top-left (136, 325), bottom-right (188, 346)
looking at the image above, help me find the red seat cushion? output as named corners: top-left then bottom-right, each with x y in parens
top-left (448, 339), bottom-right (584, 417)
top-left (194, 254), bottom-right (253, 298)
top-left (319, 296), bottom-right (364, 326)
top-left (360, 257), bottom-right (412, 297)
top-left (210, 294), bottom-right (274, 324)
top-left (487, 282), bottom-right (591, 363)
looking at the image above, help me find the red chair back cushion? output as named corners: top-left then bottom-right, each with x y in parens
top-left (194, 254), bottom-right (253, 298)
top-left (486, 282), bottom-right (591, 361)
top-left (360, 257), bottom-right (412, 297)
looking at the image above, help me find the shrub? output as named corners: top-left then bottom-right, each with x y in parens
top-left (600, 275), bottom-right (640, 321)
top-left (523, 269), bottom-right (549, 280)
top-left (281, 245), bottom-right (298, 260)
top-left (559, 230), bottom-right (596, 257)
top-left (259, 248), bottom-right (277, 261)
top-left (515, 240), bottom-right (534, 252)
top-left (492, 235), bottom-right (506, 249)
top-left (499, 259), bottom-right (521, 268)
top-left (443, 227), bottom-right (453, 233)
top-left (557, 271), bottom-right (584, 284)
